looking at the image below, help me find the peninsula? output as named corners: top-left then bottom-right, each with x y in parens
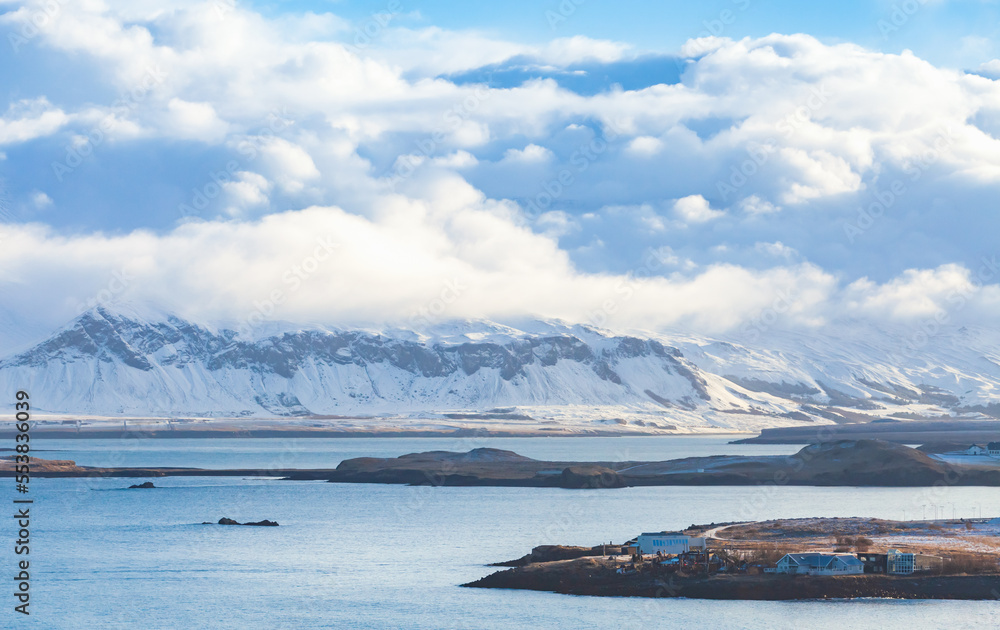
top-left (465, 517), bottom-right (1000, 600)
top-left (290, 440), bottom-right (1000, 487)
top-left (7, 440), bottom-right (1000, 486)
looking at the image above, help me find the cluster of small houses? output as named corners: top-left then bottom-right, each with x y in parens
top-left (626, 533), bottom-right (943, 576)
top-left (963, 443), bottom-right (1000, 457)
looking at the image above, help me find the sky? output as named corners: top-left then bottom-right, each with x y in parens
top-left (0, 0), bottom-right (999, 342)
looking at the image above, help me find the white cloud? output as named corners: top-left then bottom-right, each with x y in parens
top-left (3, 3), bottom-right (1000, 339)
top-left (625, 136), bottom-right (663, 156)
top-left (502, 144), bottom-right (553, 163)
top-left (432, 150), bottom-right (478, 169)
top-left (845, 265), bottom-right (984, 320)
top-left (16, 4), bottom-right (999, 223)
top-left (358, 25), bottom-right (525, 75)
top-left (30, 192), bottom-right (53, 210)
top-left (0, 204), bottom-right (848, 335)
top-left (257, 137), bottom-right (321, 194)
top-left (165, 99), bottom-right (229, 142)
top-left (680, 36), bottom-right (728, 58)
top-left (673, 195), bottom-right (724, 223)
top-left (978, 59), bottom-right (1000, 79)
top-left (777, 148), bottom-right (864, 204)
top-left (0, 98), bottom-right (68, 146)
top-left (651, 246), bottom-right (697, 271)
top-left (738, 195), bottom-right (780, 216)
top-left (539, 36), bottom-right (631, 65)
top-left (535, 210), bottom-right (579, 238)
top-left (754, 241), bottom-right (797, 259)
top-left (222, 171), bottom-right (271, 216)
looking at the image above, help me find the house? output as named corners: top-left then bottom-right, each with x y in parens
top-left (988, 443), bottom-right (1000, 458)
top-left (774, 553), bottom-right (864, 575)
top-left (966, 444), bottom-right (988, 456)
top-left (887, 549), bottom-right (915, 574)
top-left (636, 533), bottom-right (706, 555)
top-left (859, 550), bottom-right (941, 574)
top-left (857, 552), bottom-right (888, 573)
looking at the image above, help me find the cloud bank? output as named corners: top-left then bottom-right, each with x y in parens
top-left (0, 1), bottom-right (999, 341)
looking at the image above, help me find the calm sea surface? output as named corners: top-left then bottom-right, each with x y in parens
top-left (7, 436), bottom-right (1000, 629)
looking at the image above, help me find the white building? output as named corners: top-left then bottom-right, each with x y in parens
top-left (966, 444), bottom-right (988, 456)
top-left (774, 553), bottom-right (864, 576)
top-left (636, 533), bottom-right (706, 555)
top-left (988, 442), bottom-right (1000, 458)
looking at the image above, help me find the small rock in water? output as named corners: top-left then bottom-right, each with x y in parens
top-left (128, 482), bottom-right (156, 489)
top-left (212, 517), bottom-right (280, 526)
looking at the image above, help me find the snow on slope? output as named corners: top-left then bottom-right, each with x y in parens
top-left (0, 307), bottom-right (998, 432)
top-left (673, 321), bottom-right (1000, 412)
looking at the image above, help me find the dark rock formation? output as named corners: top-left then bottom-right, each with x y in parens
top-left (13, 442), bottom-right (999, 488)
top-left (128, 481), bottom-right (156, 489)
top-left (210, 517), bottom-right (280, 526)
top-left (319, 440), bottom-right (1000, 488)
top-left (492, 545), bottom-right (615, 567)
top-left (559, 466), bottom-right (625, 489)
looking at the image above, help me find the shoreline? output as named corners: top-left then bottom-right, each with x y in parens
top-left (0, 456), bottom-right (341, 478)
top-left (12, 415), bottom-right (1000, 442)
top-left (0, 425), bottom-right (749, 440)
top-left (466, 518), bottom-right (1000, 600)
top-left (733, 419), bottom-right (1000, 445)
top-left (464, 562), bottom-right (1000, 600)
top-left (0, 429), bottom-right (727, 440)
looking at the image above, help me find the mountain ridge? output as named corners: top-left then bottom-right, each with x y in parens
top-left (1, 306), bottom-right (998, 432)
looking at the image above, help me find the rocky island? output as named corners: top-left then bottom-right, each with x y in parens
top-left (6, 440), bottom-right (1000, 487)
top-left (290, 440), bottom-right (1000, 487)
top-left (205, 518), bottom-right (279, 527)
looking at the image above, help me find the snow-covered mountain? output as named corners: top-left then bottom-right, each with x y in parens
top-left (1, 306), bottom-right (998, 432)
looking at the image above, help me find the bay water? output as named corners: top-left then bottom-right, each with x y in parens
top-left (7, 436), bottom-right (1000, 629)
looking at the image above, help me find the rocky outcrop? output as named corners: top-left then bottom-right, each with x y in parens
top-left (559, 466), bottom-right (625, 489)
top-left (127, 482), bottom-right (156, 489)
top-left (492, 545), bottom-right (615, 567)
top-left (207, 518), bottom-right (279, 526)
top-left (322, 449), bottom-right (633, 488)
